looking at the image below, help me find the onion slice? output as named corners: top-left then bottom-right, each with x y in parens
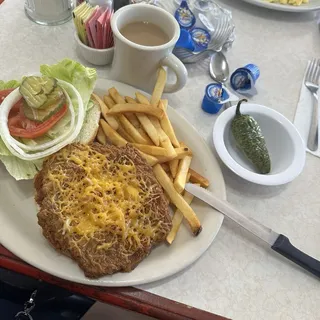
top-left (10, 84), bottom-right (76, 152)
top-left (0, 80), bottom-right (85, 161)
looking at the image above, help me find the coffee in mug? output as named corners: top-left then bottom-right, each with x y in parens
top-left (120, 21), bottom-right (170, 47)
top-left (110, 4), bottom-right (188, 93)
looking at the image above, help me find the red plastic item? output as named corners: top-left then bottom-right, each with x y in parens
top-left (0, 245), bottom-right (230, 320)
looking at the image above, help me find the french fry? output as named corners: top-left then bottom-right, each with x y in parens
top-left (173, 148), bottom-right (192, 193)
top-left (119, 116), bottom-right (149, 144)
top-left (136, 128), bottom-right (153, 145)
top-left (151, 67), bottom-right (166, 107)
top-left (109, 87), bottom-right (126, 104)
top-left (166, 190), bottom-right (195, 244)
top-left (92, 93), bottom-right (119, 130)
top-left (135, 92), bottom-right (150, 105)
top-left (136, 92), bottom-right (176, 158)
top-left (170, 145), bottom-right (192, 180)
top-left (158, 100), bottom-right (179, 148)
top-left (136, 92), bottom-right (180, 181)
top-left (189, 168), bottom-right (210, 188)
top-left (155, 147), bottom-right (192, 163)
top-left (153, 164), bottom-right (202, 236)
top-left (163, 191), bottom-right (171, 203)
top-left (125, 96), bottom-right (137, 104)
top-left (166, 173), bottom-right (193, 244)
top-left (108, 87), bottom-right (140, 128)
top-left (121, 98), bottom-right (154, 144)
top-left (108, 104), bottom-right (164, 120)
top-left (169, 160), bottom-right (179, 178)
top-left (160, 135), bottom-right (177, 158)
top-left (138, 151), bottom-right (159, 166)
top-left (169, 148), bottom-right (192, 180)
top-left (101, 97), bottom-right (156, 163)
top-left (96, 126), bottom-right (107, 145)
top-left (176, 147), bottom-right (193, 157)
top-left (136, 94), bottom-right (190, 180)
top-left (161, 99), bottom-right (168, 111)
top-left (126, 113), bottom-right (141, 128)
top-left (154, 130), bottom-right (177, 176)
top-left (117, 125), bottom-right (135, 143)
top-left (156, 155), bottom-right (176, 164)
top-left (161, 163), bottom-right (170, 172)
top-left (157, 100), bottom-right (180, 176)
top-left (100, 114), bottom-right (157, 166)
top-left (105, 91), bottom-right (149, 144)
top-left (137, 118), bottom-right (159, 145)
top-left (100, 119), bottom-right (127, 147)
top-left (104, 95), bottom-right (116, 108)
top-left (131, 143), bottom-right (169, 156)
top-left (148, 116), bottom-right (164, 139)
top-left (168, 173), bottom-right (174, 182)
top-left (125, 96), bottom-right (160, 146)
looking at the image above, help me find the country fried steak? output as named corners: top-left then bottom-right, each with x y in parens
top-left (34, 143), bottom-right (172, 278)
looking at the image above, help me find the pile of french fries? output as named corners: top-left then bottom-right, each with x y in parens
top-left (93, 68), bottom-right (210, 244)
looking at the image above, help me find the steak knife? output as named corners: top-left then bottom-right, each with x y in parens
top-left (185, 183), bottom-right (320, 279)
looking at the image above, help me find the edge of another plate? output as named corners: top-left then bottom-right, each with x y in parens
top-left (241, 0), bottom-right (320, 12)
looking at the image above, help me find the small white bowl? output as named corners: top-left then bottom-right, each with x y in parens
top-left (213, 103), bottom-right (306, 186)
top-left (74, 32), bottom-right (114, 66)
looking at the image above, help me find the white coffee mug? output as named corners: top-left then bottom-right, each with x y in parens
top-left (110, 4), bottom-right (188, 93)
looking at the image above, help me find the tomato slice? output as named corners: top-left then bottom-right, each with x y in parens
top-left (8, 103), bottom-right (68, 139)
top-left (1, 89), bottom-right (68, 140)
top-left (0, 88), bottom-right (15, 104)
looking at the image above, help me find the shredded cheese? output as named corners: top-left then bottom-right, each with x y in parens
top-left (267, 0), bottom-right (308, 6)
top-left (46, 145), bottom-right (162, 251)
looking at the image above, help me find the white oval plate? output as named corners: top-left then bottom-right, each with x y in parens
top-left (241, 0), bottom-right (320, 12)
top-left (0, 79), bottom-right (225, 287)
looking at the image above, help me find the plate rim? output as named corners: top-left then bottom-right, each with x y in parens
top-left (0, 78), bottom-right (226, 286)
top-left (241, 0), bottom-right (320, 12)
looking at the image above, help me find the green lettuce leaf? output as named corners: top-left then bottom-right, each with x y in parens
top-left (0, 156), bottom-right (43, 180)
top-left (0, 79), bottom-right (42, 180)
top-left (0, 138), bottom-right (11, 156)
top-left (87, 99), bottom-right (94, 111)
top-left (40, 58), bottom-right (97, 111)
top-left (0, 81), bottom-right (18, 157)
top-left (0, 80), bottom-right (20, 90)
top-left (45, 80), bottom-right (78, 139)
top-left (0, 59), bottom-right (97, 180)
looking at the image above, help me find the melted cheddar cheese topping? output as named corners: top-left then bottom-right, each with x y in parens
top-left (47, 145), bottom-right (158, 250)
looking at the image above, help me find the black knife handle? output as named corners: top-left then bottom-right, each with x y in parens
top-left (271, 234), bottom-right (320, 279)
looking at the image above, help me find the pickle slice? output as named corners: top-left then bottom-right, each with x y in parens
top-left (40, 85), bottom-right (65, 109)
top-left (19, 76), bottom-right (57, 109)
top-left (23, 95), bottom-right (66, 122)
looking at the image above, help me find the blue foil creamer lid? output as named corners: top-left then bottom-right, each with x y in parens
top-left (175, 0), bottom-right (196, 30)
top-left (190, 28), bottom-right (211, 52)
top-left (230, 63), bottom-right (260, 95)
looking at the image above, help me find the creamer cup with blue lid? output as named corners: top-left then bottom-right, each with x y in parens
top-left (230, 63), bottom-right (260, 96)
top-left (202, 83), bottom-right (238, 114)
top-left (176, 28), bottom-right (195, 51)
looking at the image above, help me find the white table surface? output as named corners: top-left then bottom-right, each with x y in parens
top-left (1, 1), bottom-right (320, 319)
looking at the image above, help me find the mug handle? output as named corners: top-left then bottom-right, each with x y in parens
top-left (160, 54), bottom-right (188, 93)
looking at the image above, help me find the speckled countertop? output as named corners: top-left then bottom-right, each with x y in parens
top-left (1, 0), bottom-right (320, 319)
